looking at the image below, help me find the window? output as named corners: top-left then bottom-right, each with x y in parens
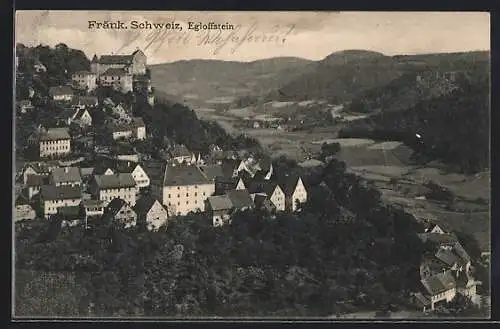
top-left (186, 193), bottom-right (189, 197)
top-left (168, 194), bottom-right (171, 198)
top-left (177, 202), bottom-right (180, 206)
top-left (195, 192), bottom-right (197, 197)
top-left (177, 194), bottom-right (180, 198)
top-left (186, 201), bottom-right (189, 205)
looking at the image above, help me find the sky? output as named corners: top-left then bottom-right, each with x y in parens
top-left (15, 11), bottom-right (490, 64)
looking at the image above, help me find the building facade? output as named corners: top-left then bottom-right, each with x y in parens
top-left (93, 173), bottom-right (138, 206)
top-left (39, 128), bottom-right (71, 158)
top-left (72, 71), bottom-right (97, 91)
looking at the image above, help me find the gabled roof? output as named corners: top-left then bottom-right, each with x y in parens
top-left (248, 181), bottom-right (280, 196)
top-left (199, 164), bottom-right (224, 181)
top-left (94, 173), bottom-right (136, 189)
top-left (101, 68), bottom-right (130, 76)
top-left (40, 185), bottom-right (81, 201)
top-left (207, 195), bottom-right (233, 211)
top-left (39, 128), bottom-right (71, 141)
top-left (278, 175), bottom-right (302, 197)
top-left (106, 198), bottom-right (134, 217)
top-left (142, 161), bottom-right (165, 183)
top-left (163, 165), bottom-right (211, 187)
top-left (113, 160), bottom-right (141, 174)
top-left (413, 292), bottom-right (431, 307)
top-left (420, 271), bottom-right (456, 296)
top-left (49, 86), bottom-right (73, 97)
top-left (254, 194), bottom-right (276, 212)
top-left (133, 195), bottom-right (163, 215)
top-left (98, 54), bottom-right (134, 65)
top-left (435, 248), bottom-right (463, 267)
top-left (51, 167), bottom-right (82, 184)
top-left (24, 161), bottom-right (52, 174)
top-left (226, 189), bottom-right (254, 209)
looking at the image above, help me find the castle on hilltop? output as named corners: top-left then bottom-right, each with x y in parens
top-left (90, 49), bottom-right (147, 76)
top-left (73, 48), bottom-right (152, 99)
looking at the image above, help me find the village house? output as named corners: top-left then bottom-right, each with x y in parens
top-left (134, 195), bottom-right (169, 231)
top-left (19, 161), bottom-right (55, 185)
top-left (91, 49), bottom-right (147, 76)
top-left (206, 189), bottom-right (254, 227)
top-left (72, 96), bottom-right (99, 110)
top-left (248, 181), bottom-right (286, 212)
top-left (98, 68), bottom-right (134, 93)
top-left (280, 175), bottom-right (308, 212)
top-left (92, 173), bottom-right (138, 206)
top-left (39, 185), bottom-right (82, 218)
top-left (109, 117), bottom-right (146, 141)
top-left (25, 174), bottom-right (48, 200)
top-left (49, 86), bottom-right (74, 102)
top-left (110, 103), bottom-right (132, 124)
top-left (110, 124), bottom-right (134, 141)
top-left (14, 194), bottom-right (37, 222)
top-left (70, 108), bottom-right (93, 127)
top-left (38, 128), bottom-right (71, 158)
top-left (156, 164), bottom-right (215, 216)
top-left (131, 117), bottom-right (147, 140)
top-left (215, 176), bottom-right (246, 195)
top-left (72, 71), bottom-right (97, 91)
top-left (49, 167), bottom-right (82, 187)
top-left (81, 199), bottom-right (105, 218)
top-left (102, 198), bottom-right (137, 228)
top-left (104, 160), bottom-right (150, 189)
top-left (414, 231), bottom-right (480, 312)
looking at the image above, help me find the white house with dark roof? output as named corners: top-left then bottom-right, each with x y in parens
top-left (72, 71), bottom-right (97, 91)
top-left (38, 128), bottom-right (71, 158)
top-left (159, 164), bottom-right (215, 216)
top-left (20, 161), bottom-right (55, 184)
top-left (49, 167), bottom-right (82, 187)
top-left (49, 86), bottom-right (74, 102)
top-left (40, 185), bottom-right (82, 218)
top-left (134, 195), bottom-right (169, 231)
top-left (92, 173), bottom-right (137, 206)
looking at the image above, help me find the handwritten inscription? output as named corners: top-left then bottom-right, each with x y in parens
top-left (88, 19), bottom-right (295, 56)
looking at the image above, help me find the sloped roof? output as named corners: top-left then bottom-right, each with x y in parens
top-left (420, 271), bottom-right (456, 296)
top-left (131, 117), bottom-right (145, 128)
top-left (435, 248), bottom-right (463, 267)
top-left (226, 189), bottom-right (254, 209)
top-left (26, 174), bottom-right (47, 187)
top-left (199, 164), bottom-right (224, 181)
top-left (413, 292), bottom-right (431, 307)
top-left (254, 194), bottom-right (276, 212)
top-left (57, 205), bottom-right (81, 218)
top-left (163, 165), bottom-right (211, 187)
top-left (278, 175), bottom-right (301, 197)
top-left (49, 86), bottom-right (73, 97)
top-left (453, 241), bottom-right (471, 263)
top-left (81, 199), bottom-right (105, 208)
top-left (40, 185), bottom-right (81, 201)
top-left (51, 167), bottom-right (82, 184)
top-left (106, 198), bottom-right (134, 217)
top-left (101, 68), bottom-right (130, 76)
top-left (39, 128), bottom-right (71, 141)
top-left (417, 232), bottom-right (458, 245)
top-left (98, 55), bottom-right (134, 65)
top-left (24, 162), bottom-right (52, 174)
top-left (142, 161), bottom-right (165, 183)
top-left (134, 195), bottom-right (163, 215)
top-left (80, 167), bottom-right (95, 177)
top-left (248, 181), bottom-right (280, 196)
top-left (207, 195), bottom-right (233, 211)
top-left (94, 173), bottom-right (136, 189)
